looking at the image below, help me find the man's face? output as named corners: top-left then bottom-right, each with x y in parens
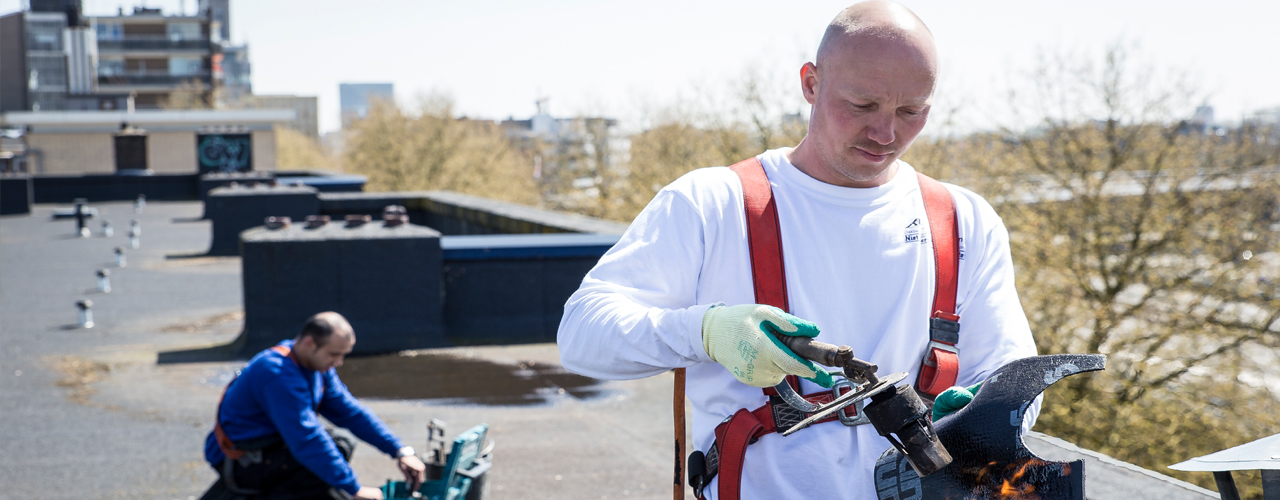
top-left (800, 34), bottom-right (935, 187)
top-left (297, 333), bottom-right (355, 372)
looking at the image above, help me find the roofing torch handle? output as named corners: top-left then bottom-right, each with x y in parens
top-left (775, 335), bottom-right (880, 385)
top-left (776, 335), bottom-right (846, 366)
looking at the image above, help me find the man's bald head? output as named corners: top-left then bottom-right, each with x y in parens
top-left (815, 1), bottom-right (937, 78)
top-left (787, 1), bottom-right (939, 188)
top-left (299, 311), bottom-right (354, 347)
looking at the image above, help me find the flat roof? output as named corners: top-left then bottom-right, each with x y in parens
top-left (0, 197), bottom-right (1223, 499)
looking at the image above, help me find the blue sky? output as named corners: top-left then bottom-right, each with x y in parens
top-left (4, 0), bottom-right (1278, 135)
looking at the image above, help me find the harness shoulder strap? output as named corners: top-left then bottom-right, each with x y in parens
top-left (728, 157), bottom-right (789, 311)
top-left (701, 157), bottom-right (791, 500)
top-left (915, 172), bottom-right (962, 397)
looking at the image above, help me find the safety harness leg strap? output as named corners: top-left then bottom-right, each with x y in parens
top-left (714, 409), bottom-right (766, 500)
top-left (697, 381), bottom-right (851, 496)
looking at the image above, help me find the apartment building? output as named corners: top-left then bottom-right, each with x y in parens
top-left (0, 0), bottom-right (249, 112)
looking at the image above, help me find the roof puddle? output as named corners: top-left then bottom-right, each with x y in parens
top-left (336, 352), bottom-right (607, 406)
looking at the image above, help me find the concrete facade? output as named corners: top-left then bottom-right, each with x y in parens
top-left (146, 131), bottom-right (197, 174)
top-left (26, 132), bottom-right (114, 174)
top-left (251, 128), bottom-right (276, 171)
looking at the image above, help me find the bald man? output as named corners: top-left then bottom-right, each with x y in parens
top-left (201, 312), bottom-right (426, 500)
top-left (557, 2), bottom-right (1037, 499)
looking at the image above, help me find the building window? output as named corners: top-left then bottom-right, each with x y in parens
top-left (166, 22), bottom-right (201, 41)
top-left (96, 22), bottom-right (123, 41)
top-left (27, 54), bottom-right (67, 89)
top-left (26, 19), bottom-right (66, 51)
top-left (99, 58), bottom-right (125, 76)
top-left (169, 57), bottom-right (202, 76)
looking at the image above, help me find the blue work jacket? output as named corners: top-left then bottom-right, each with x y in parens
top-left (204, 340), bottom-right (404, 495)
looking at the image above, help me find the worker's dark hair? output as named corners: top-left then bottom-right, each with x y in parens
top-left (298, 312), bottom-right (351, 347)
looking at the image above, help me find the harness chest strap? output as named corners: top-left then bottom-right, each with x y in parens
top-left (696, 157), bottom-right (961, 500)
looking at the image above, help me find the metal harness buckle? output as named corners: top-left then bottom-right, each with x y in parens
top-left (921, 340), bottom-right (959, 367)
top-left (832, 378), bottom-right (870, 426)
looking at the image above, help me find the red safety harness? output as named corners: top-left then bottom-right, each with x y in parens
top-left (699, 157), bottom-right (961, 500)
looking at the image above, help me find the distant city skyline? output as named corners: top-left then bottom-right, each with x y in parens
top-left (3, 0), bottom-right (1277, 136)
top-left (339, 82), bottom-right (394, 130)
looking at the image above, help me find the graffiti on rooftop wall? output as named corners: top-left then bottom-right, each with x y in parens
top-left (197, 134), bottom-right (253, 173)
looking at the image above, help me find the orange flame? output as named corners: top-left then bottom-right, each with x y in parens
top-left (964, 457), bottom-right (1062, 500)
top-left (997, 457), bottom-right (1040, 499)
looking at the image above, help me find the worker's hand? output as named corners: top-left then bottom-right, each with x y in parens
top-left (397, 453), bottom-right (427, 492)
top-left (702, 304), bottom-right (833, 388)
top-left (354, 486), bottom-right (384, 500)
top-left (931, 381), bottom-right (984, 422)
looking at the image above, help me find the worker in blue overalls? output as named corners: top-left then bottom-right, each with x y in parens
top-left (200, 311), bottom-right (425, 500)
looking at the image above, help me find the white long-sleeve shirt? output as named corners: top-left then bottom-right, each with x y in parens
top-left (558, 148), bottom-right (1038, 500)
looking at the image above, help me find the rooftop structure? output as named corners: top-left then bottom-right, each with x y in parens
top-left (1, 108), bottom-right (295, 174)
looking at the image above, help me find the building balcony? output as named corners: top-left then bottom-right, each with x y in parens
top-left (97, 36), bottom-right (211, 52)
top-left (97, 71), bottom-right (212, 89)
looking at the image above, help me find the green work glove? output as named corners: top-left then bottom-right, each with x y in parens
top-left (701, 304), bottom-right (834, 389)
top-left (932, 381), bottom-right (984, 422)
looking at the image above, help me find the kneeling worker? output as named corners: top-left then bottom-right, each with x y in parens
top-left (201, 311), bottom-right (425, 500)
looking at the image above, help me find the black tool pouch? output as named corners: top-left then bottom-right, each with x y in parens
top-left (687, 450), bottom-right (707, 499)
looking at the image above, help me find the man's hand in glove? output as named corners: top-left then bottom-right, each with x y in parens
top-left (932, 381), bottom-right (984, 421)
top-left (702, 304), bottom-right (833, 388)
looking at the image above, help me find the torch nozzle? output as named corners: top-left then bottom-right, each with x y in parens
top-left (775, 334), bottom-right (952, 477)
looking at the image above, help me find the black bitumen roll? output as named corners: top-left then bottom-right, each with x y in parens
top-left (240, 220), bottom-right (445, 354)
top-left (205, 184), bottom-right (321, 256)
top-left (0, 176), bottom-right (33, 215)
top-left (197, 172), bottom-right (275, 219)
top-left (439, 233), bottom-right (618, 345)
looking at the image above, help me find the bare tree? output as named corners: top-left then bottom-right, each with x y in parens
top-left (160, 78), bottom-right (231, 110)
top-left (923, 45), bottom-right (1280, 495)
top-left (274, 127), bottom-right (332, 171)
top-left (545, 70), bottom-right (810, 222)
top-left (342, 95), bottom-right (540, 205)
